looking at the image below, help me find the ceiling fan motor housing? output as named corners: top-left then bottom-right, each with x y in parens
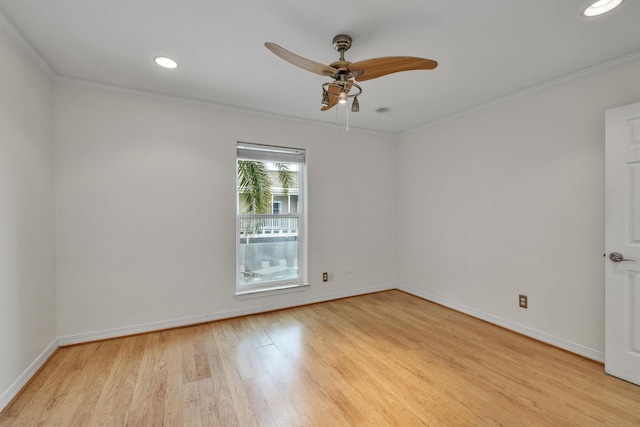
top-left (332, 34), bottom-right (352, 53)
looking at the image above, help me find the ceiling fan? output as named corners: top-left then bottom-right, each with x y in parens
top-left (265, 34), bottom-right (438, 112)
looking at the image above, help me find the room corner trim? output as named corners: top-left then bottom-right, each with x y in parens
top-left (0, 338), bottom-right (59, 413)
top-left (0, 10), bottom-right (56, 80)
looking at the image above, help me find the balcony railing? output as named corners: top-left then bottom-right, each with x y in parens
top-left (239, 215), bottom-right (298, 238)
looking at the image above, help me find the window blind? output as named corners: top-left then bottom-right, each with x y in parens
top-left (237, 142), bottom-right (305, 164)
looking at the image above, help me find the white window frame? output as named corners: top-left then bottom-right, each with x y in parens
top-left (235, 142), bottom-right (308, 296)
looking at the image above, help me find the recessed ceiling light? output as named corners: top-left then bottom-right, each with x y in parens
top-left (583, 0), bottom-right (623, 17)
top-left (376, 107), bottom-right (391, 113)
top-left (154, 56), bottom-right (178, 69)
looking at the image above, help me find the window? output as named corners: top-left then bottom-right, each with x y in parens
top-left (236, 142), bottom-right (306, 295)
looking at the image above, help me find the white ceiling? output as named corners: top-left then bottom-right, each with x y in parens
top-left (1, 0), bottom-right (638, 134)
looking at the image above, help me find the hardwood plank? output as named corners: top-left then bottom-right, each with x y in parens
top-left (2, 290), bottom-right (639, 426)
top-left (68, 340), bottom-right (124, 426)
top-left (86, 335), bottom-right (146, 425)
top-left (202, 330), bottom-right (240, 426)
top-left (180, 325), bottom-right (211, 384)
top-left (210, 321), bottom-right (260, 427)
top-left (181, 381), bottom-right (202, 427)
top-left (162, 330), bottom-right (184, 425)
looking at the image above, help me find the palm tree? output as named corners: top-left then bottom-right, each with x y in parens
top-left (237, 161), bottom-right (292, 214)
top-left (238, 160), bottom-right (293, 241)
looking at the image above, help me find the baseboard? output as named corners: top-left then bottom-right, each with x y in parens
top-left (397, 284), bottom-right (605, 363)
top-left (0, 338), bottom-right (59, 413)
top-left (58, 283), bottom-right (395, 346)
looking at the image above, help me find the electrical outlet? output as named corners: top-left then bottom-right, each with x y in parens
top-left (329, 272), bottom-right (334, 281)
top-left (322, 272), bottom-right (328, 282)
top-left (519, 294), bottom-right (528, 309)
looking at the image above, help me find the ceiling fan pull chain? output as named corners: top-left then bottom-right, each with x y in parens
top-left (346, 102), bottom-right (349, 131)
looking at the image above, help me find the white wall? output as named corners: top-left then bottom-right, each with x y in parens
top-left (0, 27), bottom-right (56, 405)
top-left (54, 81), bottom-right (397, 341)
top-left (397, 60), bottom-right (640, 359)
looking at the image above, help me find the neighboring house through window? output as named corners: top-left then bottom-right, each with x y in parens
top-left (236, 142), bottom-right (306, 294)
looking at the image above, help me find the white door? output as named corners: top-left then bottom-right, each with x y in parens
top-left (605, 102), bottom-right (640, 386)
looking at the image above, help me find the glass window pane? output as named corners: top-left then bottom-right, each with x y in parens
top-left (238, 221), bottom-right (299, 286)
top-left (236, 144), bottom-right (305, 294)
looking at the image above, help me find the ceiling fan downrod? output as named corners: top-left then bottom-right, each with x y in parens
top-left (332, 34), bottom-right (352, 61)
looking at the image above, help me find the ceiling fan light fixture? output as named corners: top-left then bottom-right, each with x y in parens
top-left (583, 0), bottom-right (623, 16)
top-left (321, 89), bottom-right (329, 107)
top-left (338, 90), bottom-right (348, 104)
top-left (351, 96), bottom-right (359, 112)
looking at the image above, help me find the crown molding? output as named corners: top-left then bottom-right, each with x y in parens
top-left (401, 51), bottom-right (640, 137)
top-left (0, 9), bottom-right (56, 80)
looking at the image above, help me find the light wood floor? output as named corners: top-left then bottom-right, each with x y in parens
top-left (1, 290), bottom-right (639, 426)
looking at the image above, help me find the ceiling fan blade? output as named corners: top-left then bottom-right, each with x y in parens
top-left (350, 56), bottom-right (438, 82)
top-left (321, 82), bottom-right (352, 111)
top-left (265, 42), bottom-right (337, 77)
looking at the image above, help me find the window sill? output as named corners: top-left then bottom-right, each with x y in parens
top-left (235, 283), bottom-right (310, 299)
